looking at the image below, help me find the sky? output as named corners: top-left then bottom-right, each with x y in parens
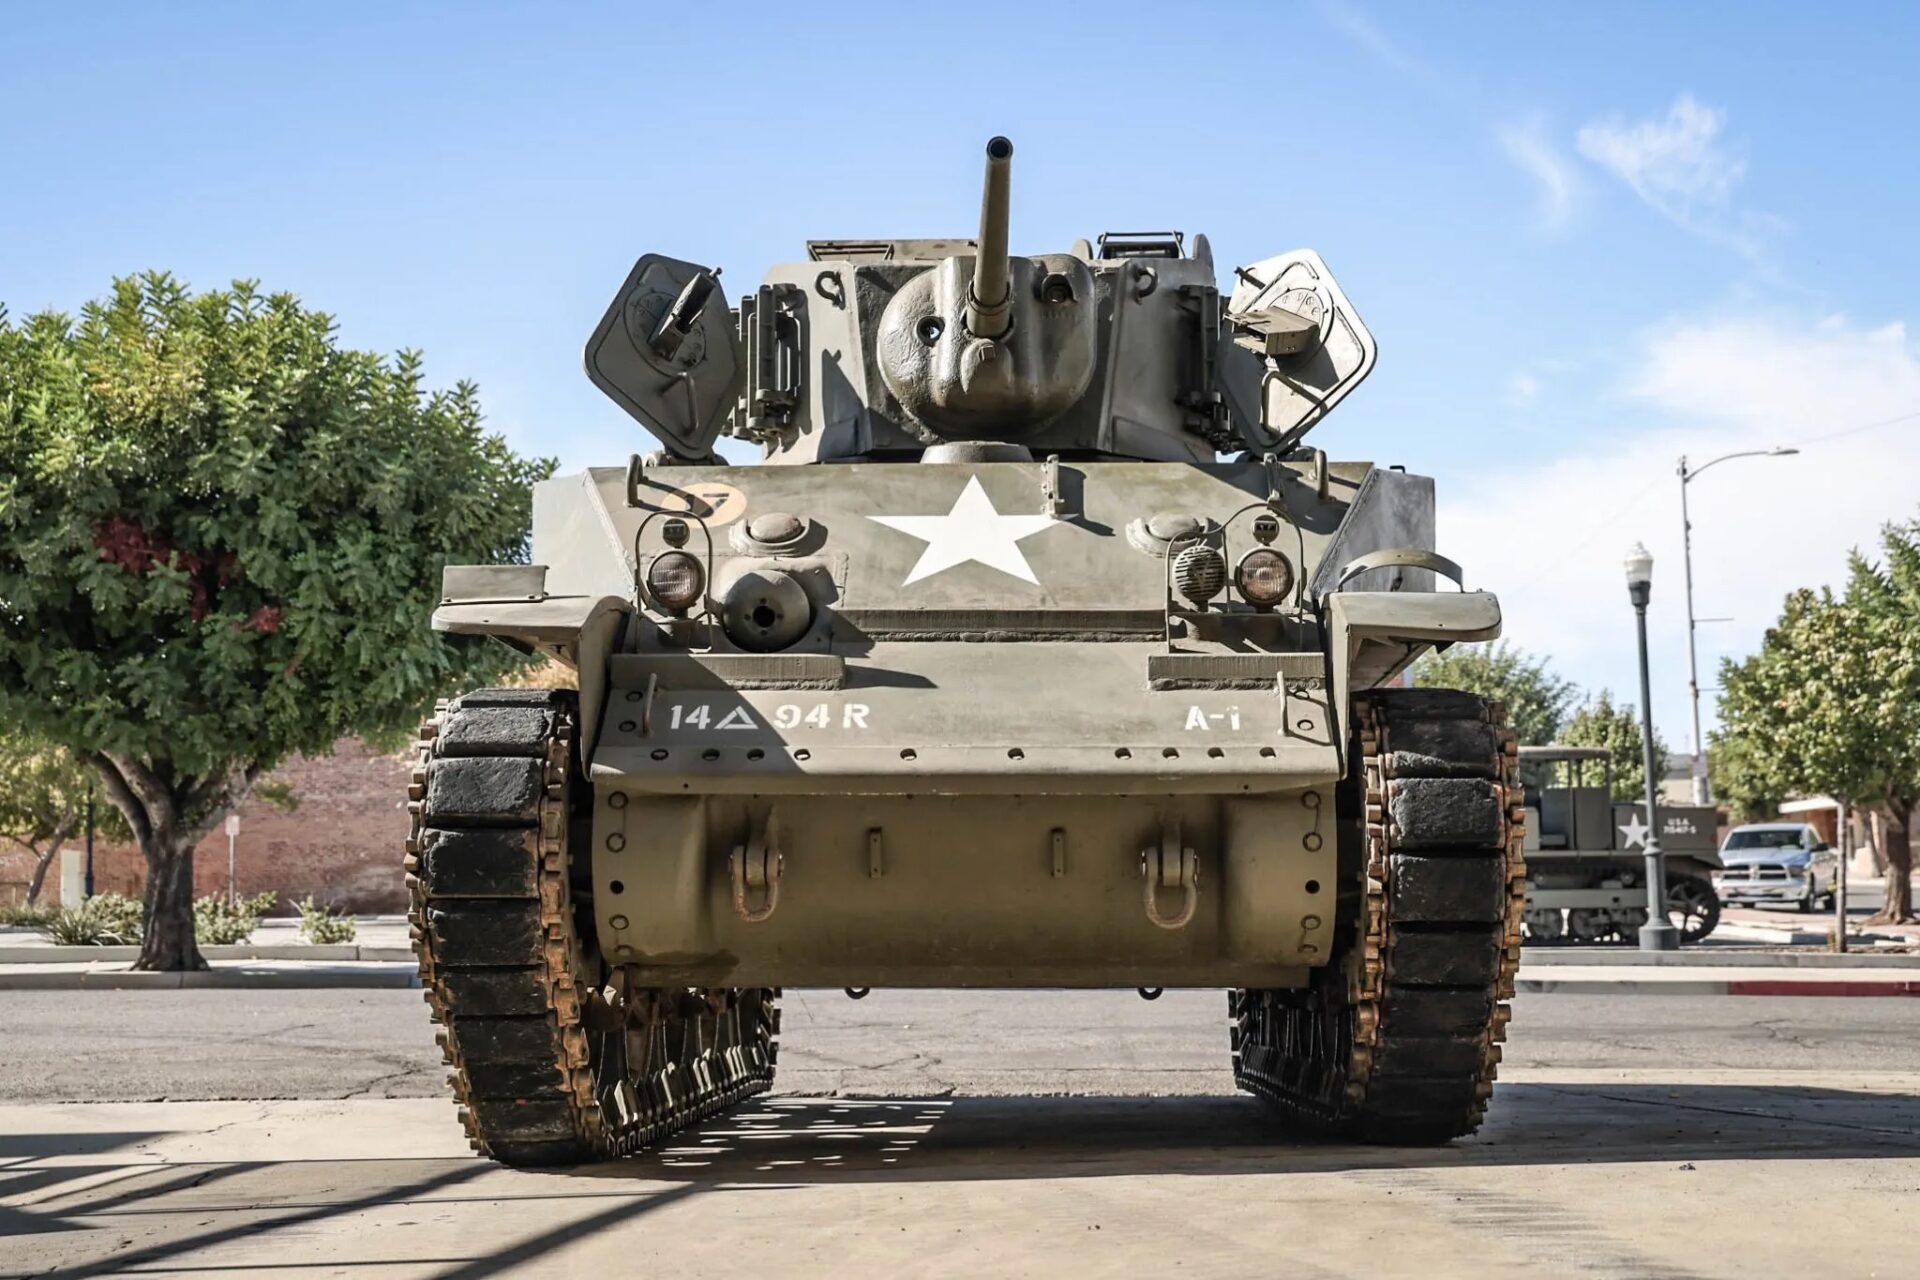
top-left (5, 1), bottom-right (1919, 753)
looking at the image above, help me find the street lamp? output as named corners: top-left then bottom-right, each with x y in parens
top-left (1625, 542), bottom-right (1680, 951)
top-left (225, 812), bottom-right (241, 907)
top-left (1678, 446), bottom-right (1800, 803)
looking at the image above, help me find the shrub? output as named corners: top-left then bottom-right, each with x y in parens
top-left (192, 891), bottom-right (278, 946)
top-left (41, 893), bottom-right (145, 945)
top-left (296, 897), bottom-right (357, 944)
top-left (0, 903), bottom-right (59, 928)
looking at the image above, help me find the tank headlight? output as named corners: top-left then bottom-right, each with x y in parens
top-left (1236, 547), bottom-right (1294, 608)
top-left (645, 550), bottom-right (705, 614)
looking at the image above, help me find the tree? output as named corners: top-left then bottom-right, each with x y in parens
top-left (1836, 521), bottom-right (1920, 923)
top-left (1715, 524), bottom-right (1920, 924)
top-left (0, 734), bottom-right (126, 904)
top-left (1411, 641), bottom-right (1575, 747)
top-left (1706, 735), bottom-right (1776, 824)
top-left (0, 274), bottom-right (553, 968)
top-left (1559, 690), bottom-right (1670, 802)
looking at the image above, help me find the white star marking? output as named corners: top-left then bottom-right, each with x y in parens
top-left (1618, 812), bottom-right (1651, 850)
top-left (867, 475), bottom-right (1058, 586)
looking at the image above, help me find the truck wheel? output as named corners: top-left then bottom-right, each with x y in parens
top-left (1231, 689), bottom-right (1523, 1144)
top-left (1665, 876), bottom-right (1721, 943)
top-left (407, 688), bottom-right (778, 1166)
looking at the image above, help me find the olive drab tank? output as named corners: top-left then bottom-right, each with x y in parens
top-left (409, 138), bottom-right (1524, 1165)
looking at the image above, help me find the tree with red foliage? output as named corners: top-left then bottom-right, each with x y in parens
top-left (0, 274), bottom-right (551, 968)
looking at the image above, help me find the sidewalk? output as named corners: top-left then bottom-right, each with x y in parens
top-left (1711, 877), bottom-right (1920, 947)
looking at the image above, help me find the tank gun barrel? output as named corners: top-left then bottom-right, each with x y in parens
top-left (966, 135), bottom-right (1014, 340)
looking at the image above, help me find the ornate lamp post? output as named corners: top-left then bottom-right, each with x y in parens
top-left (1626, 542), bottom-right (1680, 951)
top-left (1677, 447), bottom-right (1799, 803)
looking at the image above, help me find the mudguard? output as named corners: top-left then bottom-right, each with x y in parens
top-left (432, 564), bottom-right (632, 760)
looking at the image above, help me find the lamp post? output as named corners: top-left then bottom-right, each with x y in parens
top-left (83, 777), bottom-right (96, 900)
top-left (1625, 542), bottom-right (1680, 951)
top-left (1678, 447), bottom-right (1799, 804)
top-left (225, 812), bottom-right (241, 906)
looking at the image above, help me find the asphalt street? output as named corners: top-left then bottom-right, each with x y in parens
top-left (1, 987), bottom-right (1916, 1102)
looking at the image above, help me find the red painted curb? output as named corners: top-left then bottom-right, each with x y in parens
top-left (1727, 979), bottom-right (1920, 997)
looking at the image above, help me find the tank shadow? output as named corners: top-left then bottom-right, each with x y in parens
top-left (561, 1082), bottom-right (1920, 1185)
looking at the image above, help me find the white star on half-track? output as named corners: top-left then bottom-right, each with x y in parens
top-left (866, 474), bottom-right (1058, 586)
top-left (1618, 812), bottom-right (1651, 850)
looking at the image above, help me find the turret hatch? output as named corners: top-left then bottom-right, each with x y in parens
top-left (1226, 249), bottom-right (1377, 446)
top-left (585, 253), bottom-right (745, 460)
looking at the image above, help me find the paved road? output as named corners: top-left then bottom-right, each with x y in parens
top-left (3, 987), bottom-right (1919, 1102)
top-left (5, 990), bottom-right (1918, 1279)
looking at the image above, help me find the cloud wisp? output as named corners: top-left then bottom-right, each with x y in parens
top-left (1576, 95), bottom-right (1779, 262)
top-left (1499, 115), bottom-right (1584, 233)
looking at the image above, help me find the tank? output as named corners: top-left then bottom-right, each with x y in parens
top-left (407, 137), bottom-right (1524, 1165)
top-left (1517, 744), bottom-right (1723, 943)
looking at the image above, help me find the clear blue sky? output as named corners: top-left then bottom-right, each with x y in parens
top-left (6, 1), bottom-right (1918, 747)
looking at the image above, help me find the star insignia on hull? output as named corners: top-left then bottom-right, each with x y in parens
top-left (867, 475), bottom-right (1058, 586)
top-left (1618, 812), bottom-right (1651, 850)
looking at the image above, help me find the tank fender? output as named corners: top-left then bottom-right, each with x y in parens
top-left (433, 564), bottom-right (633, 760)
top-left (1326, 587), bottom-right (1501, 756)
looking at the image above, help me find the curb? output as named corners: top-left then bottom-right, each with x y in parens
top-left (1516, 976), bottom-right (1920, 997)
top-left (0, 964), bottom-right (421, 991)
top-left (1521, 948), bottom-right (1920, 969)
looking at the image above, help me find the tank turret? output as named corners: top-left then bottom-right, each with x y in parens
top-left (585, 137), bottom-right (1381, 466)
top-left (875, 136), bottom-right (1098, 441)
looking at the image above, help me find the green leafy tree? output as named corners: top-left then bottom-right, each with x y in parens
top-left (1411, 641), bottom-right (1575, 747)
top-left (1715, 524), bottom-right (1920, 924)
top-left (0, 273), bottom-right (553, 968)
top-left (1558, 690), bottom-right (1669, 802)
top-left (1706, 735), bottom-right (1776, 824)
top-left (0, 733), bottom-right (127, 905)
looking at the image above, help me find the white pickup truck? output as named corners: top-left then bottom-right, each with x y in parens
top-left (1712, 823), bottom-right (1839, 911)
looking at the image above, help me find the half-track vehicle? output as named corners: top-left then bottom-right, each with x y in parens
top-left (408, 137), bottom-right (1525, 1165)
top-left (1518, 745), bottom-right (1722, 943)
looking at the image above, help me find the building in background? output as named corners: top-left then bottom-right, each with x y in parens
top-left (0, 739), bottom-right (411, 913)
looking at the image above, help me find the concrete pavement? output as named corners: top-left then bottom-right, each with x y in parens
top-left (5, 1081), bottom-right (1919, 1280)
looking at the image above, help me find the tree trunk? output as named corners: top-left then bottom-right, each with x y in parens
top-left (84, 751), bottom-right (256, 972)
top-left (135, 832), bottom-right (207, 971)
top-left (1865, 800), bottom-right (1916, 926)
top-left (23, 822), bottom-right (70, 905)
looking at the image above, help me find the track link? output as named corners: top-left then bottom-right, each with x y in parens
top-left (406, 687), bottom-right (778, 1165)
top-left (1231, 688), bottom-right (1525, 1142)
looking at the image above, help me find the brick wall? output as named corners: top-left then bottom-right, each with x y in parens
top-left (1, 739), bottom-right (413, 913)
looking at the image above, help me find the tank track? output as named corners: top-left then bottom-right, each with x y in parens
top-left (405, 687), bottom-right (778, 1166)
top-left (1231, 688), bottom-right (1525, 1143)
